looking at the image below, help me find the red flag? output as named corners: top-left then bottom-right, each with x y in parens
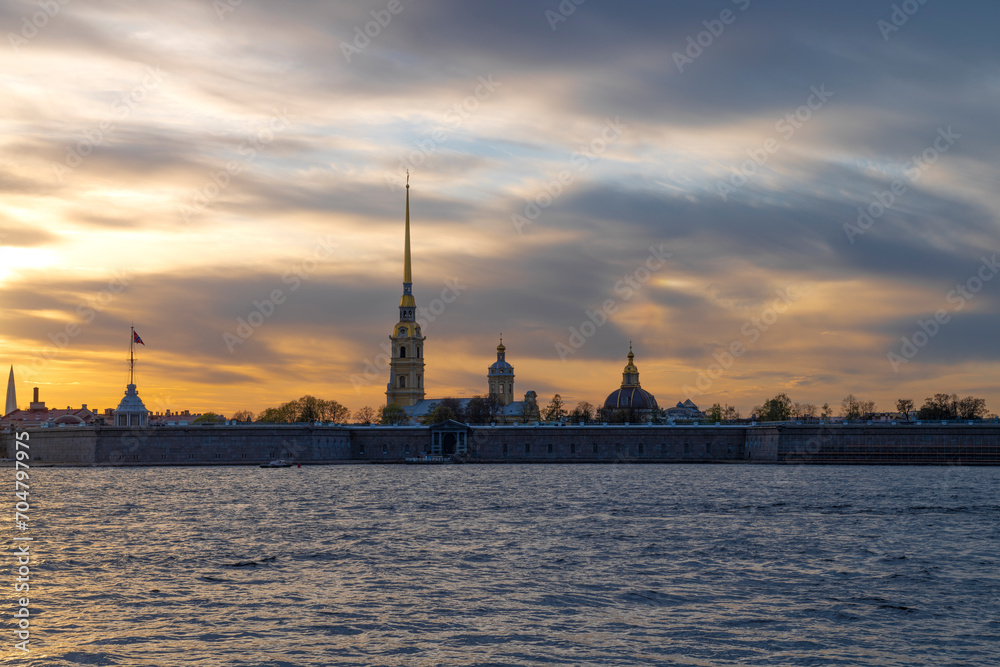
top-left (133, 331), bottom-right (145, 346)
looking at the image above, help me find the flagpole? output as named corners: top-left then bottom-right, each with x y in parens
top-left (130, 324), bottom-right (135, 386)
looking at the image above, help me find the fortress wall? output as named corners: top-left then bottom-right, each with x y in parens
top-left (92, 424), bottom-right (352, 464)
top-left (2, 427), bottom-right (97, 464)
top-left (349, 425), bottom-right (749, 462)
top-left (8, 422), bottom-right (1000, 465)
top-left (772, 424), bottom-right (1000, 464)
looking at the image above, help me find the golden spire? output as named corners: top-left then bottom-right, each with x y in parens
top-left (498, 333), bottom-right (505, 353)
top-left (404, 170), bottom-right (411, 284)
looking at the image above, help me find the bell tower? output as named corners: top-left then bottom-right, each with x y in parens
top-left (386, 173), bottom-right (426, 407)
top-left (487, 336), bottom-right (515, 406)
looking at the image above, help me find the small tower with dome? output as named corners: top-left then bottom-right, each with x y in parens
top-left (487, 336), bottom-right (515, 406)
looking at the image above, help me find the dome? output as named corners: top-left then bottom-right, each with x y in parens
top-left (604, 386), bottom-right (659, 411)
top-left (602, 344), bottom-right (658, 412)
top-left (53, 414), bottom-right (84, 424)
top-left (488, 337), bottom-right (513, 374)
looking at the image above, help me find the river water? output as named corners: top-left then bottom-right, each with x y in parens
top-left (4, 464), bottom-right (999, 666)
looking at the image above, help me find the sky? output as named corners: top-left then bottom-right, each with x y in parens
top-left (2, 0), bottom-right (999, 418)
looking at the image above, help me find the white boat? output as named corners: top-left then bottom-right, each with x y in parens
top-left (260, 459), bottom-right (293, 468)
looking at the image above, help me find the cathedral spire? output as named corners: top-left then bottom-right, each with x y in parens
top-left (404, 170), bottom-right (411, 285)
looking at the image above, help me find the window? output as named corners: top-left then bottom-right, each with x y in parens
top-left (525, 443), bottom-right (531, 453)
top-left (638, 443), bottom-right (644, 454)
top-left (416, 346), bottom-right (421, 357)
top-left (359, 445), bottom-right (365, 455)
top-left (570, 443), bottom-right (576, 454)
top-left (382, 444), bottom-right (388, 454)
top-left (500, 384), bottom-right (505, 394)
top-left (399, 327), bottom-right (406, 336)
top-left (400, 346), bottom-right (407, 358)
top-left (684, 443), bottom-right (690, 454)
top-left (615, 443), bottom-right (621, 453)
top-left (417, 375), bottom-right (422, 388)
top-left (404, 445), bottom-right (410, 454)
top-left (399, 376), bottom-right (406, 388)
top-left (593, 443), bottom-right (599, 453)
top-left (502, 443), bottom-right (508, 454)
top-left (661, 443), bottom-right (667, 454)
top-left (705, 442), bottom-right (711, 454)
top-left (547, 443), bottom-right (553, 453)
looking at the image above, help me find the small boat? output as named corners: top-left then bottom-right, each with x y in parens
top-left (260, 459), bottom-right (293, 468)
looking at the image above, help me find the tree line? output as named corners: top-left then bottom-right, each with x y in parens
top-left (750, 392), bottom-right (991, 422)
top-left (225, 390), bottom-right (991, 426)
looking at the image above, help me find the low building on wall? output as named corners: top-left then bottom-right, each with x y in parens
top-left (0, 387), bottom-right (95, 430)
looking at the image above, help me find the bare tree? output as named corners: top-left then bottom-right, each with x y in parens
top-left (353, 406), bottom-right (376, 424)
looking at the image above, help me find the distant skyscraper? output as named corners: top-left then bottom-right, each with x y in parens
top-left (386, 173), bottom-right (426, 407)
top-left (5, 366), bottom-right (16, 416)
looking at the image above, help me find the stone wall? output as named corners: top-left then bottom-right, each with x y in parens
top-left (351, 424), bottom-right (749, 462)
top-left (92, 424), bottom-right (353, 464)
top-left (1, 426), bottom-right (96, 464)
top-left (7, 422), bottom-right (1000, 465)
top-left (770, 423), bottom-right (1000, 464)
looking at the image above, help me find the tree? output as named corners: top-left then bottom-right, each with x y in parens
top-left (543, 394), bottom-right (567, 421)
top-left (722, 404), bottom-right (741, 421)
top-left (295, 395), bottom-right (323, 422)
top-left (957, 395), bottom-right (988, 420)
top-left (568, 401), bottom-right (595, 423)
top-left (322, 399), bottom-right (351, 423)
top-left (896, 399), bottom-right (914, 420)
top-left (422, 405), bottom-right (457, 425)
top-left (232, 410), bottom-right (254, 422)
top-left (753, 393), bottom-right (792, 421)
top-left (438, 398), bottom-right (465, 422)
top-left (841, 395), bottom-right (876, 420)
top-left (841, 394), bottom-right (860, 420)
top-left (353, 406), bottom-right (376, 425)
top-left (192, 412), bottom-right (221, 424)
top-left (380, 403), bottom-right (410, 425)
top-left (707, 403), bottom-right (723, 422)
top-left (464, 396), bottom-right (491, 424)
top-left (821, 403), bottom-right (831, 419)
top-left (918, 393), bottom-right (958, 420)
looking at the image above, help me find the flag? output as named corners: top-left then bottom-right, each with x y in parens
top-left (133, 331), bottom-right (145, 346)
